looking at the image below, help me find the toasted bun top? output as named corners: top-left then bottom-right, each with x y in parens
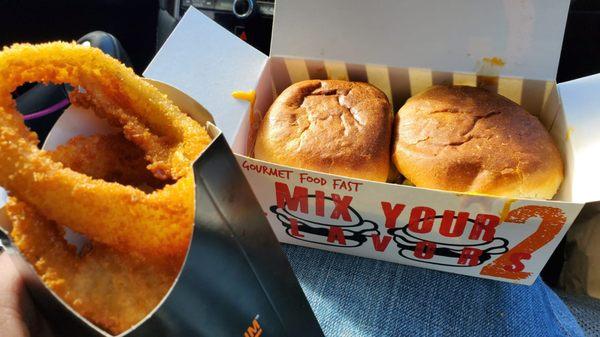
top-left (392, 85), bottom-right (564, 199)
top-left (254, 80), bottom-right (392, 181)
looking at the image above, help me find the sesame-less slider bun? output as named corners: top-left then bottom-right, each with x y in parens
top-left (392, 85), bottom-right (564, 199)
top-left (254, 80), bottom-right (392, 182)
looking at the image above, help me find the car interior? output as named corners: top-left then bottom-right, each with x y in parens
top-left (1, 0), bottom-right (599, 335)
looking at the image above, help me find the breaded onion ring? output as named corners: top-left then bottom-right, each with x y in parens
top-left (0, 42), bottom-right (210, 257)
top-left (50, 134), bottom-right (169, 190)
top-left (8, 134), bottom-right (188, 334)
top-left (7, 197), bottom-right (180, 335)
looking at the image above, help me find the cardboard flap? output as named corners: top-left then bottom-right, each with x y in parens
top-left (144, 7), bottom-right (267, 142)
top-left (271, 0), bottom-right (569, 80)
top-left (558, 74), bottom-right (600, 203)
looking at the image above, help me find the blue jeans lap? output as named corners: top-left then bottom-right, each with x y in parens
top-left (283, 244), bottom-right (584, 337)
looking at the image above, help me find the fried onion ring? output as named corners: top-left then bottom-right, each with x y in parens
top-left (0, 42), bottom-right (210, 257)
top-left (50, 134), bottom-right (169, 190)
top-left (7, 197), bottom-right (180, 335)
top-left (8, 133), bottom-right (188, 335)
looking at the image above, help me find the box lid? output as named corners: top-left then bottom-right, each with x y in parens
top-left (558, 74), bottom-right (600, 203)
top-left (144, 7), bottom-right (267, 142)
top-left (271, 0), bottom-right (570, 81)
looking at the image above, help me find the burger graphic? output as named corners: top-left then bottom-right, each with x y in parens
top-left (270, 194), bottom-right (379, 247)
top-left (388, 214), bottom-right (509, 267)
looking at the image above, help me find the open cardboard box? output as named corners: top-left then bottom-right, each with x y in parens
top-left (145, 0), bottom-right (600, 285)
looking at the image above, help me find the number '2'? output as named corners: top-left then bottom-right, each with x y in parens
top-left (480, 206), bottom-right (566, 280)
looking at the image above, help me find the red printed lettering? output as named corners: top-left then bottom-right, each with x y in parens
top-left (289, 218), bottom-right (304, 238)
top-left (480, 206), bottom-right (566, 280)
top-left (503, 252), bottom-right (531, 272)
top-left (439, 210), bottom-right (469, 237)
top-left (275, 182), bottom-right (308, 213)
top-left (371, 235), bottom-right (392, 252)
top-left (408, 207), bottom-right (436, 234)
top-left (327, 226), bottom-right (347, 245)
top-left (381, 202), bottom-right (406, 229)
top-left (330, 194), bottom-right (353, 221)
top-left (242, 160), bottom-right (292, 179)
top-left (457, 247), bottom-right (483, 266)
top-left (315, 191), bottom-right (325, 217)
top-left (469, 214), bottom-right (500, 241)
top-left (414, 241), bottom-right (436, 259)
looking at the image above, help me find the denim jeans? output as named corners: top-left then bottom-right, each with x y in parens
top-left (283, 244), bottom-right (584, 337)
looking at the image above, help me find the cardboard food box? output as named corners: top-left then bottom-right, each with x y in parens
top-left (0, 80), bottom-right (322, 336)
top-left (558, 74), bottom-right (600, 298)
top-left (145, 0), bottom-right (600, 285)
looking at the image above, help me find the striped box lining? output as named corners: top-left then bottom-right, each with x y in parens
top-left (246, 57), bottom-right (568, 189)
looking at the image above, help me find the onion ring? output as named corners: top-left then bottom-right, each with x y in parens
top-left (50, 134), bottom-right (169, 190)
top-left (7, 133), bottom-right (188, 335)
top-left (0, 42), bottom-right (210, 257)
top-left (7, 198), bottom-right (180, 335)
